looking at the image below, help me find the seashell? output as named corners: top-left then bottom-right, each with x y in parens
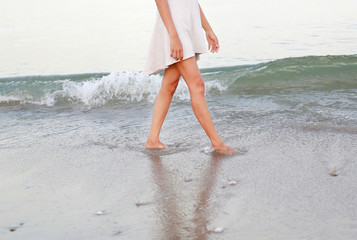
top-left (228, 180), bottom-right (237, 185)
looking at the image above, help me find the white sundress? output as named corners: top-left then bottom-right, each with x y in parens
top-left (144, 0), bottom-right (207, 75)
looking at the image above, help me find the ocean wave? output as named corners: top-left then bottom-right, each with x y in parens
top-left (224, 55), bottom-right (357, 94)
top-left (0, 71), bottom-right (226, 107)
top-left (0, 55), bottom-right (356, 108)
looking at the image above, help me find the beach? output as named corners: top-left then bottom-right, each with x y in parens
top-left (1, 56), bottom-right (357, 239)
top-left (1, 103), bottom-right (356, 239)
top-left (1, 0), bottom-right (357, 239)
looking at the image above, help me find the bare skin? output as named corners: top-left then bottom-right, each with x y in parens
top-left (145, 0), bottom-right (237, 155)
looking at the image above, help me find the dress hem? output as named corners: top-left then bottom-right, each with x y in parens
top-left (144, 51), bottom-right (205, 76)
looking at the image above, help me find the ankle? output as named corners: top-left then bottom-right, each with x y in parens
top-left (211, 138), bottom-right (224, 148)
top-left (146, 135), bottom-right (159, 143)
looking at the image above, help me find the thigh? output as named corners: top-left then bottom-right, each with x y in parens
top-left (162, 64), bottom-right (181, 87)
top-left (173, 57), bottom-right (202, 87)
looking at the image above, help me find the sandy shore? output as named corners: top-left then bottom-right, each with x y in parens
top-left (1, 125), bottom-right (357, 240)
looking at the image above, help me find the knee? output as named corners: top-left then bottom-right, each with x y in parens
top-left (161, 80), bottom-right (179, 96)
top-left (190, 75), bottom-right (205, 96)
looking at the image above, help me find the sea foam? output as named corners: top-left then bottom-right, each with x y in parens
top-left (0, 71), bottom-right (226, 108)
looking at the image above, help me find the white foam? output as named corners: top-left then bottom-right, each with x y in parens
top-left (0, 93), bottom-right (34, 104)
top-left (0, 71), bottom-right (227, 108)
top-left (0, 95), bottom-right (22, 103)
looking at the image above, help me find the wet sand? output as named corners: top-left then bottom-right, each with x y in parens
top-left (1, 126), bottom-right (357, 240)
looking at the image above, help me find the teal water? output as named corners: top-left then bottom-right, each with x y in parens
top-left (1, 54), bottom-right (356, 136)
top-left (1, 55), bottom-right (356, 106)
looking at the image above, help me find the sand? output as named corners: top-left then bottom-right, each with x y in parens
top-left (1, 127), bottom-right (357, 240)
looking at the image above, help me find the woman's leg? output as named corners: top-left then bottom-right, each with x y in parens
top-left (145, 65), bottom-right (181, 149)
top-left (174, 57), bottom-right (236, 154)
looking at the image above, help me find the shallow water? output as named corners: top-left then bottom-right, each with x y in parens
top-left (1, 98), bottom-right (357, 239)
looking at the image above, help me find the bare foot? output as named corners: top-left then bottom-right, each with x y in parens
top-left (145, 140), bottom-right (167, 149)
top-left (212, 143), bottom-right (240, 155)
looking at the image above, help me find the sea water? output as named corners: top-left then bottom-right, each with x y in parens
top-left (1, 0), bottom-right (357, 239)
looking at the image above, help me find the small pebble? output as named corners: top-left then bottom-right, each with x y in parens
top-left (184, 178), bottom-right (192, 182)
top-left (96, 210), bottom-right (106, 215)
top-left (113, 230), bottom-right (122, 236)
top-left (195, 206), bottom-right (202, 211)
top-left (228, 180), bottom-right (237, 185)
top-left (9, 222), bottom-right (24, 232)
top-left (214, 227), bottom-right (224, 233)
top-left (330, 168), bottom-right (338, 177)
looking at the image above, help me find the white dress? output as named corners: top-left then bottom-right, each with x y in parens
top-left (144, 0), bottom-right (207, 75)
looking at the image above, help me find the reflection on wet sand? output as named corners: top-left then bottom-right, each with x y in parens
top-left (149, 153), bottom-right (225, 240)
